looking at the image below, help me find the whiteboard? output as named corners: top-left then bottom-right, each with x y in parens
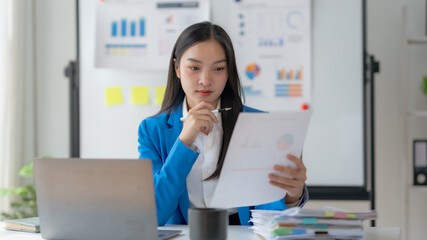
top-left (79, 0), bottom-right (364, 188)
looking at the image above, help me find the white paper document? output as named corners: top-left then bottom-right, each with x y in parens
top-left (209, 111), bottom-right (312, 208)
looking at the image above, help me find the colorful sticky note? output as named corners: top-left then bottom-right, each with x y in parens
top-left (154, 86), bottom-right (166, 106)
top-left (325, 211), bottom-right (334, 218)
top-left (334, 212), bottom-right (347, 219)
top-left (346, 213), bottom-right (356, 218)
top-left (422, 76), bottom-right (427, 95)
top-left (272, 228), bottom-right (292, 236)
top-left (292, 228), bottom-right (306, 234)
top-left (302, 218), bottom-right (317, 225)
top-left (131, 86), bottom-right (150, 105)
top-left (105, 86), bottom-right (123, 106)
top-left (314, 224), bottom-right (328, 229)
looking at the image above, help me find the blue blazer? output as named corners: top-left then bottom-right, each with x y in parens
top-left (138, 102), bottom-right (303, 226)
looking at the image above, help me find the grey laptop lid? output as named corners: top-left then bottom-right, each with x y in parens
top-left (34, 158), bottom-right (176, 240)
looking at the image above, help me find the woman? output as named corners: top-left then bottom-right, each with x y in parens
top-left (138, 22), bottom-right (308, 226)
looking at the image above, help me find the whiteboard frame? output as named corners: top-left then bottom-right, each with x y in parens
top-left (72, 0), bottom-right (372, 201)
top-left (305, 0), bottom-right (370, 200)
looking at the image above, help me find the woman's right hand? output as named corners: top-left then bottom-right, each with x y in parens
top-left (179, 101), bottom-right (218, 147)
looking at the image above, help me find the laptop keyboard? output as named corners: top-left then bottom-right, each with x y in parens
top-left (158, 229), bottom-right (181, 240)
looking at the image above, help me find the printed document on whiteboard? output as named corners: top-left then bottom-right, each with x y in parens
top-left (209, 111), bottom-right (312, 208)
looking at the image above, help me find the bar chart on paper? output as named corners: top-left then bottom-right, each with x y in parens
top-left (95, 1), bottom-right (154, 69)
top-left (105, 17), bottom-right (147, 57)
top-left (94, 0), bottom-right (210, 69)
top-left (276, 67), bottom-right (303, 81)
top-left (110, 18), bottom-right (145, 37)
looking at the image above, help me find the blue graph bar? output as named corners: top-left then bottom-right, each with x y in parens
top-left (275, 84), bottom-right (290, 97)
top-left (112, 22), bottom-right (117, 37)
top-left (157, 2), bottom-right (199, 8)
top-left (131, 21), bottom-right (136, 37)
top-left (121, 19), bottom-right (127, 36)
top-left (140, 18), bottom-right (145, 36)
top-left (105, 44), bottom-right (147, 48)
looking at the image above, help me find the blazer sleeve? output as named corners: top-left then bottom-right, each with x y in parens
top-left (254, 185), bottom-right (309, 211)
top-left (138, 119), bottom-right (199, 225)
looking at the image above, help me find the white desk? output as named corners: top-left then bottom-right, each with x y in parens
top-left (0, 223), bottom-right (400, 240)
top-left (158, 225), bottom-right (401, 240)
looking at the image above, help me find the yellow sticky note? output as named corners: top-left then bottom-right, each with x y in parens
top-left (105, 86), bottom-right (123, 106)
top-left (325, 211), bottom-right (334, 218)
top-left (154, 86), bottom-right (166, 106)
top-left (131, 86), bottom-right (150, 105)
top-left (346, 213), bottom-right (356, 219)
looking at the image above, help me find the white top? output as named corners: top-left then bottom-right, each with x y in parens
top-left (183, 98), bottom-right (223, 209)
top-left (182, 98), bottom-right (305, 210)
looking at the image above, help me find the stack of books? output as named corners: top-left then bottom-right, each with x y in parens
top-left (250, 207), bottom-right (377, 240)
top-left (4, 217), bottom-right (40, 233)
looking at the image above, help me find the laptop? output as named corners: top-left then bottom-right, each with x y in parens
top-left (34, 158), bottom-right (181, 240)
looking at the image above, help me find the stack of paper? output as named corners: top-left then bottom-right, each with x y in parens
top-left (250, 207), bottom-right (377, 240)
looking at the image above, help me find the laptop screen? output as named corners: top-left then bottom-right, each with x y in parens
top-left (34, 158), bottom-right (162, 240)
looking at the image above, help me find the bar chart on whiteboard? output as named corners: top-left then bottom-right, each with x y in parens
top-left (95, 0), bottom-right (210, 70)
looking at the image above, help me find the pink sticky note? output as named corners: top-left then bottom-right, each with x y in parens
top-left (334, 212), bottom-right (347, 219)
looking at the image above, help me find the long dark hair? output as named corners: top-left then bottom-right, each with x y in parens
top-left (159, 21), bottom-right (244, 180)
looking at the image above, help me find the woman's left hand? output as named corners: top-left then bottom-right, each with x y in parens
top-left (268, 154), bottom-right (307, 204)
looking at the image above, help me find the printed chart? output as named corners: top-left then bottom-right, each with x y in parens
top-left (95, 0), bottom-right (210, 70)
top-left (230, 0), bottom-right (311, 111)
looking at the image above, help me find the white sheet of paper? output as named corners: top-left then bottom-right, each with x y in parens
top-left (209, 111), bottom-right (312, 208)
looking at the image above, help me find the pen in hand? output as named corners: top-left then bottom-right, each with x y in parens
top-left (180, 108), bottom-right (232, 122)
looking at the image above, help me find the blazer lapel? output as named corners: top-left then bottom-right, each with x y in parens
top-left (238, 206), bottom-right (250, 225)
top-left (165, 102), bottom-right (184, 154)
top-left (164, 102), bottom-right (190, 223)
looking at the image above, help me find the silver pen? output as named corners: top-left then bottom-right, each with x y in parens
top-left (180, 107), bottom-right (232, 122)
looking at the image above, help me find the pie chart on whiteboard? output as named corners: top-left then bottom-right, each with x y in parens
top-left (245, 63), bottom-right (260, 80)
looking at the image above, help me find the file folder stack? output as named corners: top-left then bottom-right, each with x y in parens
top-left (250, 207), bottom-right (377, 240)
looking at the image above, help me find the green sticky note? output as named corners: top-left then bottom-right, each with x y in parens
top-left (272, 228), bottom-right (292, 236)
top-left (154, 86), bottom-right (166, 106)
top-left (105, 87), bottom-right (123, 106)
top-left (422, 76), bottom-right (427, 96)
top-left (131, 86), bottom-right (150, 105)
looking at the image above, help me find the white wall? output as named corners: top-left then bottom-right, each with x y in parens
top-left (402, 1), bottom-right (427, 239)
top-left (34, 0), bottom-right (427, 239)
top-left (369, 0), bottom-right (427, 239)
top-left (311, 1), bottom-right (427, 240)
top-left (35, 0), bottom-right (74, 158)
top-left (367, 0), bottom-right (407, 232)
